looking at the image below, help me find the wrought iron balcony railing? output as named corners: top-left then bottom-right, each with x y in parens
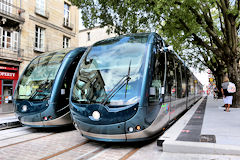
top-left (0, 0), bottom-right (25, 23)
top-left (0, 47), bottom-right (23, 62)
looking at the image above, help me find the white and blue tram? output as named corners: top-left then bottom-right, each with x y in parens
top-left (69, 33), bottom-right (203, 141)
top-left (13, 47), bottom-right (86, 127)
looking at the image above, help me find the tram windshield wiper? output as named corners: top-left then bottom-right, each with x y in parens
top-left (125, 60), bottom-right (131, 98)
top-left (101, 60), bottom-right (131, 105)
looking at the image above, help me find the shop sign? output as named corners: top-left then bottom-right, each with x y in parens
top-left (0, 66), bottom-right (18, 71)
top-left (0, 71), bottom-right (18, 80)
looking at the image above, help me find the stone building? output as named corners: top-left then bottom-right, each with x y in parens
top-left (20, 0), bottom-right (79, 73)
top-left (79, 26), bottom-right (117, 47)
top-left (0, 0), bottom-right (78, 111)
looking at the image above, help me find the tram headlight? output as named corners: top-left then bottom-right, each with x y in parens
top-left (128, 127), bottom-right (134, 132)
top-left (21, 105), bottom-right (28, 112)
top-left (92, 111), bottom-right (100, 120)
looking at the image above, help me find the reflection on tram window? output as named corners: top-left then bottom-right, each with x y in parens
top-left (72, 35), bottom-right (148, 106)
top-left (14, 49), bottom-right (71, 100)
top-left (149, 41), bottom-right (165, 104)
top-left (165, 53), bottom-right (176, 102)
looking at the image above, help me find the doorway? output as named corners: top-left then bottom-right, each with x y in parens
top-left (0, 80), bottom-right (14, 113)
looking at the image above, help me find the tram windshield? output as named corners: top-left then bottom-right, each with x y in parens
top-left (14, 48), bottom-right (72, 100)
top-left (72, 34), bottom-right (148, 106)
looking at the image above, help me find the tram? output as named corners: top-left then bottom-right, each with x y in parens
top-left (13, 47), bottom-right (86, 127)
top-left (69, 33), bottom-right (203, 142)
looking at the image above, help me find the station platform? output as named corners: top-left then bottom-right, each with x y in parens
top-left (158, 96), bottom-right (240, 156)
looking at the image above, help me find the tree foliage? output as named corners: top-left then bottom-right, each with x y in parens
top-left (70, 0), bottom-right (240, 107)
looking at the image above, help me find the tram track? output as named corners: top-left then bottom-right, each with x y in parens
top-left (40, 140), bottom-right (89, 160)
top-left (0, 127), bottom-right (41, 141)
top-left (119, 148), bottom-right (140, 160)
top-left (37, 139), bottom-right (141, 160)
top-left (0, 132), bottom-right (56, 149)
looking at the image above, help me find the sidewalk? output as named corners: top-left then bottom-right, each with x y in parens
top-left (158, 96), bottom-right (240, 157)
top-left (0, 112), bottom-right (21, 130)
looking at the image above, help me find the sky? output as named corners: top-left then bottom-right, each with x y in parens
top-left (190, 68), bottom-right (209, 86)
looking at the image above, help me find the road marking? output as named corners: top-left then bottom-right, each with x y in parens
top-left (119, 148), bottom-right (140, 160)
top-left (181, 130), bottom-right (190, 133)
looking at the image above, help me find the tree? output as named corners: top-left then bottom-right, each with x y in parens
top-left (70, 0), bottom-right (240, 107)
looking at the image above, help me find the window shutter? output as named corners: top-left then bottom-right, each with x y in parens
top-left (9, 0), bottom-right (13, 13)
top-left (12, 31), bottom-right (18, 51)
top-left (69, 11), bottom-right (71, 27)
top-left (0, 27), bottom-right (3, 48)
top-left (42, 29), bottom-right (45, 51)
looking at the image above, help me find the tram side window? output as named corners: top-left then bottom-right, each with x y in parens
top-left (189, 74), bottom-right (194, 96)
top-left (186, 69), bottom-right (191, 96)
top-left (165, 53), bottom-right (176, 102)
top-left (175, 59), bottom-right (182, 99)
top-left (149, 44), bottom-right (165, 104)
top-left (181, 65), bottom-right (187, 98)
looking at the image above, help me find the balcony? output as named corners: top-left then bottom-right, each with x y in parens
top-left (0, 48), bottom-right (23, 62)
top-left (0, 0), bottom-right (25, 27)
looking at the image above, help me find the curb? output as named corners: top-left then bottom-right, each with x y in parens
top-left (0, 120), bottom-right (22, 130)
top-left (163, 140), bottom-right (240, 156)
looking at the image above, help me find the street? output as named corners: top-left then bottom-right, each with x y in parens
top-left (0, 126), bottom-right (162, 160)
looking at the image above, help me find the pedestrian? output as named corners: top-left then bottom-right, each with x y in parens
top-left (221, 76), bottom-right (235, 112)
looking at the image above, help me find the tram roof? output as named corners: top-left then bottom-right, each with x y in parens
top-left (32, 47), bottom-right (86, 60)
top-left (93, 32), bottom-right (158, 46)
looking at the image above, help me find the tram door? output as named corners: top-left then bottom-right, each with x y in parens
top-left (0, 80), bottom-right (14, 113)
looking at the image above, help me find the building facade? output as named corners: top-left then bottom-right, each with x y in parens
top-left (0, 0), bottom-right (79, 112)
top-left (79, 26), bottom-right (117, 47)
top-left (20, 0), bottom-right (79, 73)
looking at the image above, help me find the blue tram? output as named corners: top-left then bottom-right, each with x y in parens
top-left (69, 33), bottom-right (202, 142)
top-left (13, 47), bottom-right (86, 127)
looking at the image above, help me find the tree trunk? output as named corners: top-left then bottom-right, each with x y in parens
top-left (234, 83), bottom-right (240, 108)
top-left (212, 68), bottom-right (225, 98)
top-left (228, 60), bottom-right (240, 108)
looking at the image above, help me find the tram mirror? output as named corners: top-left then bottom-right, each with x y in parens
top-left (61, 89), bottom-right (65, 95)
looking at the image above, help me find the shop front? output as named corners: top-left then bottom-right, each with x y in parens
top-left (0, 66), bottom-right (19, 113)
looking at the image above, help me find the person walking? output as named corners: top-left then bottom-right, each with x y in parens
top-left (221, 76), bottom-right (234, 112)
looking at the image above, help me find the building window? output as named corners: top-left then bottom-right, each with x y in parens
top-left (36, 0), bottom-right (45, 16)
top-left (63, 36), bottom-right (70, 48)
top-left (0, 27), bottom-right (18, 51)
top-left (64, 3), bottom-right (70, 27)
top-left (35, 26), bottom-right (45, 52)
top-left (87, 32), bottom-right (90, 41)
top-left (0, 0), bottom-right (13, 14)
